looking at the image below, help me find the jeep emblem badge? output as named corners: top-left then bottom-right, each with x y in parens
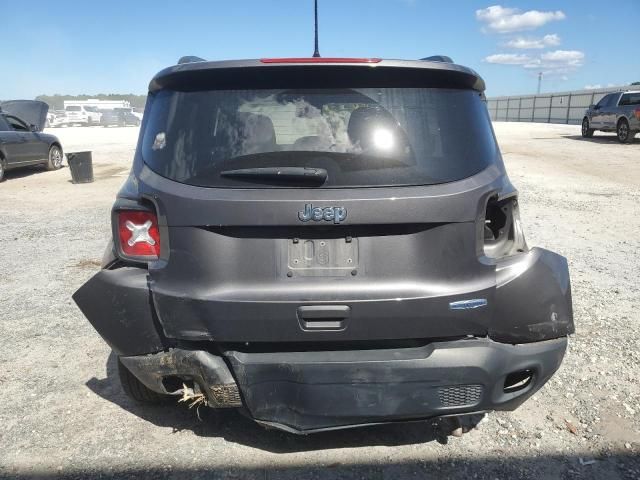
top-left (298, 204), bottom-right (347, 224)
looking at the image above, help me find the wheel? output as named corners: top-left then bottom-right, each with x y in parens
top-left (117, 357), bottom-right (170, 404)
top-left (0, 158), bottom-right (5, 182)
top-left (46, 145), bottom-right (63, 171)
top-left (581, 118), bottom-right (594, 138)
top-left (617, 119), bottom-right (633, 143)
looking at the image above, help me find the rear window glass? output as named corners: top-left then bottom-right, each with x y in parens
top-left (142, 88), bottom-right (496, 188)
top-left (619, 93), bottom-right (640, 106)
top-left (65, 106), bottom-right (81, 111)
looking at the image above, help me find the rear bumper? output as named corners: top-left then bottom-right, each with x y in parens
top-left (64, 117), bottom-right (88, 123)
top-left (73, 248), bottom-right (573, 432)
top-left (120, 337), bottom-right (567, 433)
top-left (51, 119), bottom-right (75, 126)
top-left (73, 248), bottom-right (574, 352)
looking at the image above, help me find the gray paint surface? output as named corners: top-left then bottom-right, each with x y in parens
top-left (72, 58), bottom-right (575, 432)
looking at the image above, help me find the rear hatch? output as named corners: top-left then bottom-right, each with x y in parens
top-left (138, 60), bottom-right (503, 345)
top-left (101, 110), bottom-right (120, 123)
top-left (0, 100), bottom-right (49, 131)
top-left (65, 106), bottom-right (84, 119)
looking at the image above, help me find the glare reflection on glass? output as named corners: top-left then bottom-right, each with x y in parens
top-left (372, 128), bottom-right (394, 150)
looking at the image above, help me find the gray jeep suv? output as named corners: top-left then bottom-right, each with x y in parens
top-left (73, 56), bottom-right (574, 434)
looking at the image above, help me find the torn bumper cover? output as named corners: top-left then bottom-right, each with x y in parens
top-left (73, 247), bottom-right (573, 433)
top-left (72, 267), bottom-right (164, 356)
top-left (119, 337), bottom-right (567, 433)
top-left (119, 349), bottom-right (242, 408)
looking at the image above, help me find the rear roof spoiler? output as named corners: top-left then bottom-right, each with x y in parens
top-left (420, 55), bottom-right (453, 63)
top-left (177, 56), bottom-right (206, 65)
top-left (152, 58), bottom-right (485, 93)
top-left (177, 56), bottom-right (455, 65)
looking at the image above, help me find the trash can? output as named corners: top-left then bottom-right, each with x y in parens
top-left (66, 151), bottom-right (94, 184)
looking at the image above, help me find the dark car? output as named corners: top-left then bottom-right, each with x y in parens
top-left (100, 108), bottom-right (141, 127)
top-left (0, 100), bottom-right (63, 181)
top-left (73, 57), bottom-right (574, 435)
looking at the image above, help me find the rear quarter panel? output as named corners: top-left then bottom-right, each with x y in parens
top-left (619, 106), bottom-right (640, 130)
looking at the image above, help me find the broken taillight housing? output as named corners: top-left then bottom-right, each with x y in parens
top-left (483, 196), bottom-right (527, 259)
top-left (117, 210), bottom-right (160, 261)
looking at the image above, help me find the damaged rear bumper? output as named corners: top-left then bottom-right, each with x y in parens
top-left (73, 247), bottom-right (573, 433)
top-left (119, 337), bottom-right (567, 433)
top-left (73, 248), bottom-right (574, 353)
top-left (119, 349), bottom-right (242, 408)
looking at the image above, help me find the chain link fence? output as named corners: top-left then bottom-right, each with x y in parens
top-left (487, 86), bottom-right (636, 125)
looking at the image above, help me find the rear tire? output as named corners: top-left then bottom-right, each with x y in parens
top-left (46, 145), bottom-right (63, 171)
top-left (617, 119), bottom-right (633, 143)
top-left (117, 357), bottom-right (170, 404)
top-left (0, 158), bottom-right (5, 182)
top-left (581, 118), bottom-right (594, 138)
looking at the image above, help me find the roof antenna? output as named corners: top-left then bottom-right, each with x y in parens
top-left (313, 0), bottom-right (321, 57)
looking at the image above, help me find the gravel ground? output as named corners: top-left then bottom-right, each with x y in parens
top-left (0, 124), bottom-right (638, 479)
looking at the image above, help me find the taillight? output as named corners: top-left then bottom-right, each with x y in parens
top-left (117, 210), bottom-right (160, 260)
top-left (634, 108), bottom-right (640, 120)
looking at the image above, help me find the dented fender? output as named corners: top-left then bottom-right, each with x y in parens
top-left (73, 248), bottom-right (573, 354)
top-left (491, 247), bottom-right (574, 343)
top-left (72, 268), bottom-right (166, 355)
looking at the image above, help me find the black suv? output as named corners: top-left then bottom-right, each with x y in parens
top-left (73, 57), bottom-right (574, 434)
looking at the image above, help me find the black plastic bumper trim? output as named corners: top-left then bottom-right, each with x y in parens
top-left (225, 337), bottom-right (567, 433)
top-left (117, 337), bottom-right (567, 433)
top-left (119, 349), bottom-right (241, 408)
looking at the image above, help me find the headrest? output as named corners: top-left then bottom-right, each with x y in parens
top-left (237, 112), bottom-right (276, 154)
top-left (347, 106), bottom-right (410, 157)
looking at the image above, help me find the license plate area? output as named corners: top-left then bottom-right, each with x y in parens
top-left (287, 238), bottom-right (358, 277)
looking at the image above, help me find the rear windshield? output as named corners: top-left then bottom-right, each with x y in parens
top-left (142, 88), bottom-right (496, 188)
top-left (65, 106), bottom-right (81, 111)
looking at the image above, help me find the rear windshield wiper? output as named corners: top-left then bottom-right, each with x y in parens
top-left (220, 167), bottom-right (328, 184)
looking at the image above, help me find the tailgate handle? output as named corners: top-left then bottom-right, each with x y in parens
top-left (297, 305), bottom-right (350, 331)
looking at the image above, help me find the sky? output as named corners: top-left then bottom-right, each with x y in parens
top-left (1, 0), bottom-right (639, 99)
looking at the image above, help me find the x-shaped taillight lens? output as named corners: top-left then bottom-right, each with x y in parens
top-left (117, 210), bottom-right (160, 260)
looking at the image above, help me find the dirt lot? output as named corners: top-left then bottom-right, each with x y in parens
top-left (0, 124), bottom-right (638, 479)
